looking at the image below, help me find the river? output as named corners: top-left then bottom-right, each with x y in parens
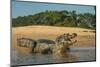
top-left (11, 47), bottom-right (96, 66)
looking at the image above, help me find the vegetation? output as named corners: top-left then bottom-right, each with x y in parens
top-left (12, 10), bottom-right (96, 29)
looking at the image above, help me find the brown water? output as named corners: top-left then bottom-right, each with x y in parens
top-left (11, 47), bottom-right (96, 66)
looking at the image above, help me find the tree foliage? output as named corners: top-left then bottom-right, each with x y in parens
top-left (12, 10), bottom-right (96, 29)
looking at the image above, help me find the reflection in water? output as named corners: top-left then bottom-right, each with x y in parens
top-left (11, 47), bottom-right (96, 66)
top-left (52, 53), bottom-right (78, 63)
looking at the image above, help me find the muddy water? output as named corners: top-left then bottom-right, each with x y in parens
top-left (11, 47), bottom-right (96, 66)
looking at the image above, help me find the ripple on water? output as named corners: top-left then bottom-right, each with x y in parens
top-left (11, 47), bottom-right (96, 66)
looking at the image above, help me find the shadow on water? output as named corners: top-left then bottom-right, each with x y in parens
top-left (11, 47), bottom-right (96, 66)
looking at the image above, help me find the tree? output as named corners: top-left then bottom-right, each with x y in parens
top-left (12, 10), bottom-right (96, 29)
